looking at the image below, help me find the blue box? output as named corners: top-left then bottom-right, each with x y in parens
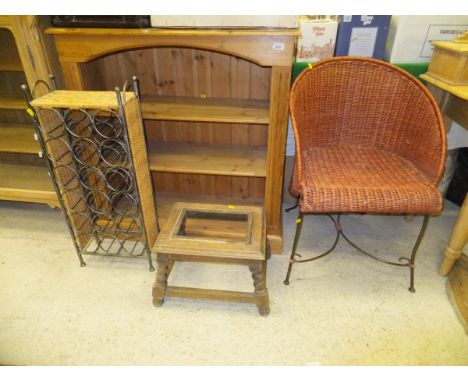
top-left (335, 15), bottom-right (391, 59)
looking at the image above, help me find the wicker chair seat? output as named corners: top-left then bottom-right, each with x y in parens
top-left (290, 145), bottom-right (442, 215)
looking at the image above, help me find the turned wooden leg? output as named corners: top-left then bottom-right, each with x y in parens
top-left (440, 195), bottom-right (468, 277)
top-left (249, 261), bottom-right (270, 316)
top-left (152, 254), bottom-right (170, 307)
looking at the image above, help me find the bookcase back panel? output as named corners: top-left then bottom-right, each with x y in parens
top-left (144, 120), bottom-right (268, 147)
top-left (0, 71), bottom-right (29, 124)
top-left (81, 47), bottom-right (270, 200)
top-left (82, 47), bottom-right (271, 101)
top-left (152, 172), bottom-right (265, 200)
top-left (0, 108), bottom-right (29, 124)
top-left (82, 47), bottom-right (270, 149)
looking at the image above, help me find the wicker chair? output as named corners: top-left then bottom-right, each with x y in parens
top-left (284, 57), bottom-right (447, 292)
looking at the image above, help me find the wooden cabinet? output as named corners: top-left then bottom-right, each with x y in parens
top-left (47, 27), bottom-right (297, 252)
top-left (0, 16), bottom-right (60, 208)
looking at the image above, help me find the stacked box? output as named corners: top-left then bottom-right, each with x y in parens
top-left (150, 16), bottom-right (298, 28)
top-left (385, 16), bottom-right (468, 64)
top-left (296, 16), bottom-right (338, 63)
top-left (335, 15), bottom-right (391, 59)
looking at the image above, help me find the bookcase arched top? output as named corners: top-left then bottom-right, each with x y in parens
top-left (46, 28), bottom-right (297, 67)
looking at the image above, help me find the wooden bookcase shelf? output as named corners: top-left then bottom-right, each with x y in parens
top-left (47, 27), bottom-right (296, 252)
top-left (0, 17), bottom-right (60, 208)
top-left (0, 163), bottom-right (57, 207)
top-left (0, 94), bottom-right (25, 109)
top-left (0, 123), bottom-right (39, 154)
top-left (140, 96), bottom-right (269, 124)
top-left (148, 142), bottom-right (267, 177)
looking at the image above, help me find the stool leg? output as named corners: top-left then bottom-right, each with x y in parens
top-left (250, 261), bottom-right (270, 316)
top-left (152, 254), bottom-right (169, 307)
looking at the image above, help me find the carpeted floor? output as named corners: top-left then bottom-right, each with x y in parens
top-left (0, 191), bottom-right (467, 365)
top-left (0, 157), bottom-right (467, 365)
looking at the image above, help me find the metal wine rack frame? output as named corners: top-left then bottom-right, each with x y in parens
top-left (22, 76), bottom-right (155, 271)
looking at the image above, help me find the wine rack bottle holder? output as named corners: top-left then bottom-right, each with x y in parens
top-left (23, 77), bottom-right (156, 271)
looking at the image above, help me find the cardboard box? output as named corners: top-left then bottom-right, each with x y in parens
top-left (335, 15), bottom-right (391, 59)
top-left (296, 17), bottom-right (338, 63)
top-left (150, 16), bottom-right (298, 29)
top-left (385, 16), bottom-right (468, 64)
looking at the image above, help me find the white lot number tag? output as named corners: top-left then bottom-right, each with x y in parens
top-left (272, 42), bottom-right (285, 51)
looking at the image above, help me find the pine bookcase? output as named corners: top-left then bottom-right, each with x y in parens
top-left (47, 27), bottom-right (297, 252)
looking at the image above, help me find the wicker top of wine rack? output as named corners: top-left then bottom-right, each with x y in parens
top-left (31, 90), bottom-right (136, 110)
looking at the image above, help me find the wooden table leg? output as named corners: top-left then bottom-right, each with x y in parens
top-left (250, 261), bottom-right (270, 316)
top-left (439, 194), bottom-right (468, 277)
top-left (152, 254), bottom-right (170, 307)
top-left (447, 254), bottom-right (468, 334)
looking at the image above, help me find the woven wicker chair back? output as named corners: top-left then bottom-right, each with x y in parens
top-left (290, 57), bottom-right (446, 184)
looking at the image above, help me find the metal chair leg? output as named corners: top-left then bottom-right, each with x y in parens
top-left (285, 195), bottom-right (300, 212)
top-left (408, 215), bottom-right (430, 293)
top-left (284, 210), bottom-right (304, 285)
top-left (283, 213), bottom-right (430, 292)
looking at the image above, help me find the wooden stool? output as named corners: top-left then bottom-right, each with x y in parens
top-left (151, 202), bottom-right (270, 316)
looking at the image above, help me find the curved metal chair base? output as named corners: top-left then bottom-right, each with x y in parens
top-left (283, 210), bottom-right (429, 293)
